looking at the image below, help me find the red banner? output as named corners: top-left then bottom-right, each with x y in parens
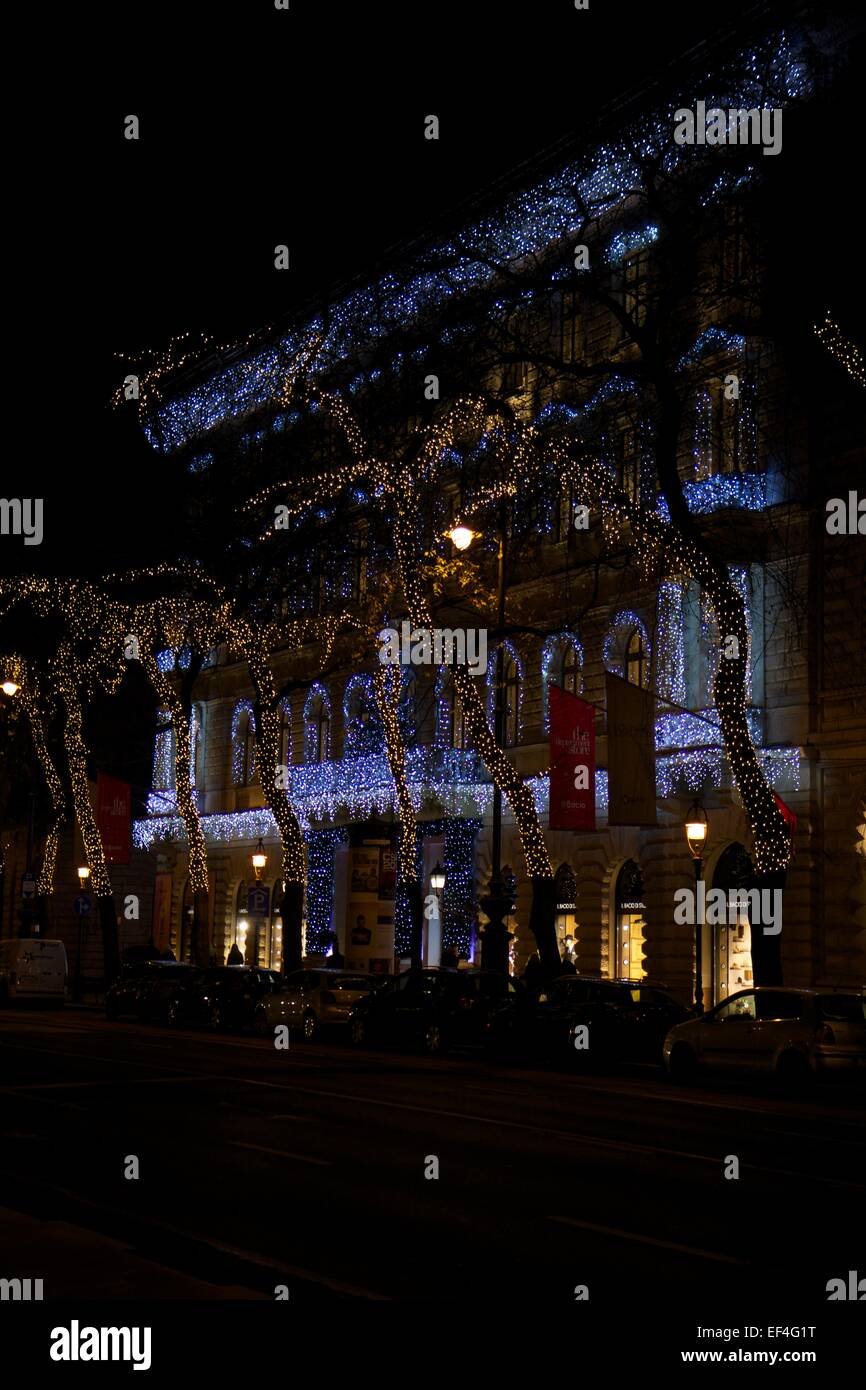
top-left (549, 684), bottom-right (596, 831)
top-left (773, 792), bottom-right (797, 857)
top-left (96, 773), bottom-right (131, 864)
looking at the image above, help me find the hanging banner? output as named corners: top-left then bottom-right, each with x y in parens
top-left (606, 673), bottom-right (657, 826)
top-left (96, 773), bottom-right (131, 864)
top-left (549, 684), bottom-right (596, 831)
top-left (773, 792), bottom-right (797, 858)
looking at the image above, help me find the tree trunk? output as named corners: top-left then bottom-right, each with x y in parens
top-left (281, 880), bottom-right (304, 973)
top-left (528, 875), bottom-right (560, 976)
top-left (193, 887), bottom-right (209, 966)
top-left (748, 869), bottom-right (786, 986)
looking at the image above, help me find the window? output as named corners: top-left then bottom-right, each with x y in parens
top-left (561, 642), bottom-right (581, 696)
top-left (616, 426), bottom-right (639, 504)
top-left (715, 992), bottom-right (756, 1020)
top-left (344, 676), bottom-right (383, 756)
top-left (279, 703), bottom-right (292, 769)
top-left (558, 289), bottom-right (582, 364)
top-left (620, 249), bottom-right (649, 335)
top-left (755, 992), bottom-right (806, 1021)
top-left (555, 486), bottom-right (573, 543)
top-left (304, 688), bottom-right (331, 764)
top-left (502, 360), bottom-right (529, 396)
top-left (624, 627), bottom-right (647, 688)
top-left (503, 652), bottom-right (520, 747)
top-left (448, 678), bottom-right (469, 750)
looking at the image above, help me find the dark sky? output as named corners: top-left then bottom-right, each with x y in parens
top-left (6, 0), bottom-right (860, 578)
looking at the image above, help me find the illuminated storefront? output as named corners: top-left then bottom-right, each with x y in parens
top-left (712, 841), bottom-right (756, 1003)
top-left (554, 863), bottom-right (579, 963)
top-left (614, 859), bottom-right (647, 981)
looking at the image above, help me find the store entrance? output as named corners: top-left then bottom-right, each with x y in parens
top-left (712, 842), bottom-right (756, 1004)
top-left (614, 859), bottom-right (646, 981)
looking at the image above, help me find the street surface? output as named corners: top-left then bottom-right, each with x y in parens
top-left (1, 1008), bottom-right (863, 1305)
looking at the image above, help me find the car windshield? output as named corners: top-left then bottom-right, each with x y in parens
top-left (815, 994), bottom-right (866, 1022)
top-left (331, 976), bottom-right (374, 991)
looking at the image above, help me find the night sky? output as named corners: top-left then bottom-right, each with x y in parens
top-left (8, 0), bottom-right (860, 580)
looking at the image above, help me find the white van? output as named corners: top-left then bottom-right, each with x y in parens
top-left (0, 938), bottom-right (68, 1004)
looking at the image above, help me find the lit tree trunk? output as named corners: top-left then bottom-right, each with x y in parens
top-left (373, 663), bottom-right (424, 969)
top-left (140, 649), bottom-right (210, 965)
top-left (58, 665), bottom-right (119, 985)
top-left (244, 642), bottom-right (307, 973)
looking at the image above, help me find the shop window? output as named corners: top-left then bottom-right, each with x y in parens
top-left (614, 859), bottom-right (646, 981)
top-left (554, 863), bottom-right (578, 964)
top-left (712, 841), bottom-right (756, 1003)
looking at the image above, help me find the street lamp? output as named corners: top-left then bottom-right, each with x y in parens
top-left (430, 861), bottom-right (445, 892)
top-left (1, 679), bottom-right (19, 697)
top-left (74, 866), bottom-right (91, 1002)
top-left (251, 838), bottom-right (268, 882)
top-left (446, 523), bottom-right (476, 552)
top-left (684, 800), bottom-right (708, 1015)
top-left (448, 506), bottom-right (512, 973)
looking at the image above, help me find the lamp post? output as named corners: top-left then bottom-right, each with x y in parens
top-left (685, 800), bottom-right (708, 1015)
top-left (448, 504), bottom-right (512, 974)
top-left (429, 859), bottom-right (445, 966)
top-left (75, 865), bottom-right (90, 1002)
top-left (248, 838), bottom-right (268, 967)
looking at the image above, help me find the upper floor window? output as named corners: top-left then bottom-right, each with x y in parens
top-left (303, 685), bottom-right (331, 764)
top-left (486, 641), bottom-right (523, 748)
top-left (231, 703), bottom-right (258, 786)
top-left (153, 709), bottom-right (175, 792)
top-left (279, 701), bottom-right (292, 768)
top-left (343, 675), bottom-right (384, 757)
top-left (625, 627), bottom-right (648, 688)
top-left (190, 705), bottom-right (205, 789)
top-left (604, 611), bottom-right (652, 692)
top-left (558, 289), bottom-right (583, 364)
top-left (619, 249), bottom-right (650, 336)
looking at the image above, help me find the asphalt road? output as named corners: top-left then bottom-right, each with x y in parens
top-left (1, 1007), bottom-right (863, 1306)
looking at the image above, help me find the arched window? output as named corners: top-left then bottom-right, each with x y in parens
top-left (437, 670), bottom-right (469, 750)
top-left (279, 700), bottom-right (292, 769)
top-left (503, 652), bottom-right (520, 747)
top-left (625, 627), bottom-right (647, 688)
top-left (343, 674), bottom-right (383, 757)
top-left (399, 668), bottom-right (417, 744)
top-left (153, 709), bottom-right (175, 792)
top-left (303, 684), bottom-right (331, 764)
top-left (231, 702), bottom-right (258, 786)
top-left (541, 634), bottom-right (584, 731)
top-left (487, 641), bottom-right (523, 748)
top-left (190, 705), bottom-right (205, 789)
top-left (604, 611), bottom-right (651, 691)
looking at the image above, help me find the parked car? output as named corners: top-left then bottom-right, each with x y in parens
top-left (349, 968), bottom-right (524, 1055)
top-left (253, 968), bottom-right (384, 1041)
top-left (178, 966), bottom-right (282, 1031)
top-left (136, 963), bottom-right (204, 1024)
top-left (490, 974), bottom-right (692, 1068)
top-left (0, 938), bottom-right (68, 1005)
top-left (663, 986), bottom-right (866, 1085)
top-left (105, 960), bottom-right (195, 1020)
